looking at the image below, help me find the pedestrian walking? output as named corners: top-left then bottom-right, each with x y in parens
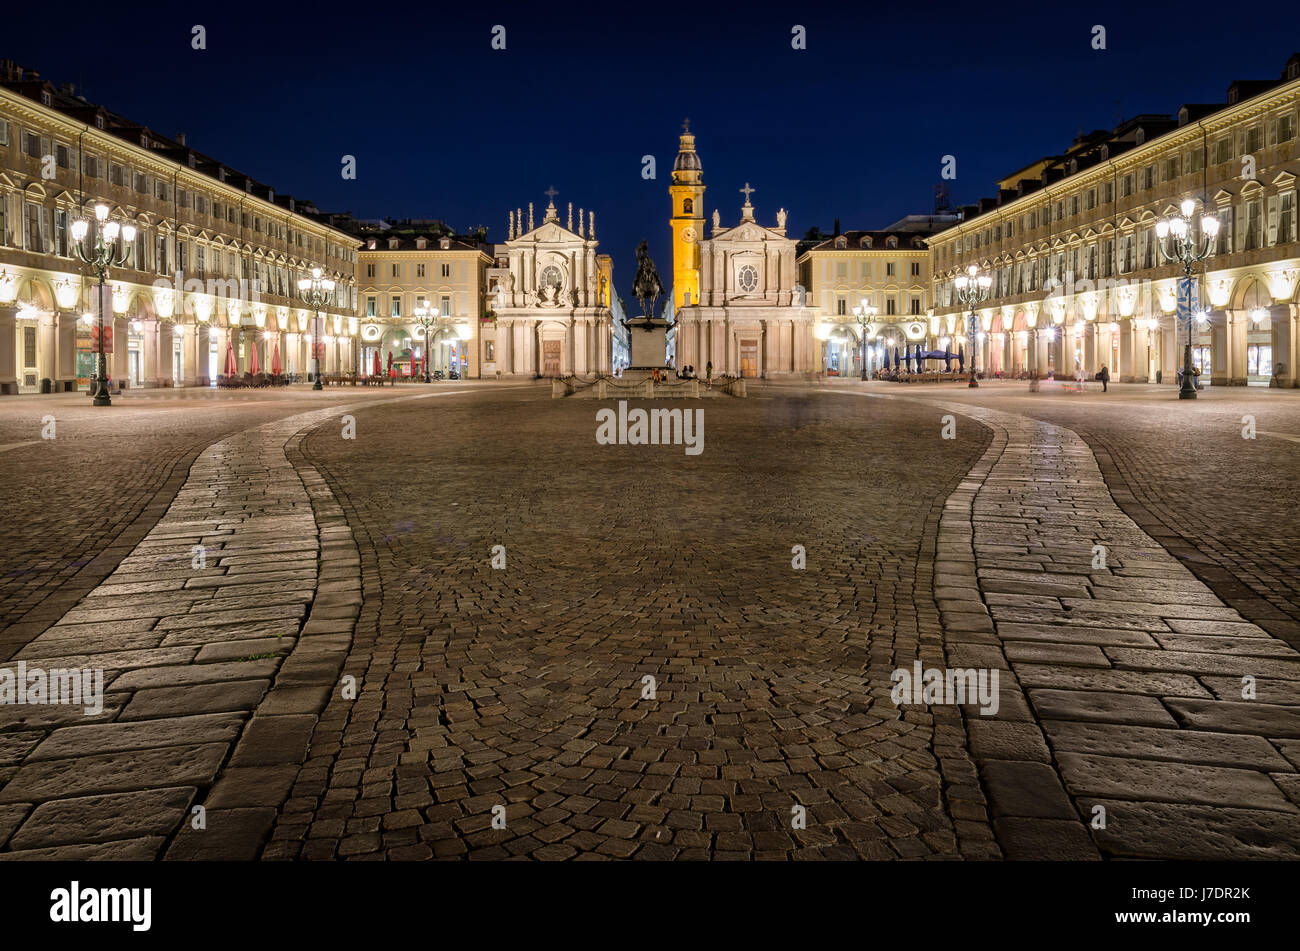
top-left (705, 360), bottom-right (713, 388)
top-left (1097, 364), bottom-right (1110, 393)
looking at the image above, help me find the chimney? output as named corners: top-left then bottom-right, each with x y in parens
top-left (176, 132), bottom-right (186, 146)
top-left (833, 217), bottom-right (841, 236)
top-left (61, 83), bottom-right (74, 95)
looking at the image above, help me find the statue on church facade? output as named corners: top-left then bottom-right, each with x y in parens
top-left (632, 240), bottom-right (664, 318)
top-left (777, 208), bottom-right (787, 230)
top-left (712, 209), bottom-right (721, 233)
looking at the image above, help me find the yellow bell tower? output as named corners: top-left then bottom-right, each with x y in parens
top-left (669, 120), bottom-right (705, 310)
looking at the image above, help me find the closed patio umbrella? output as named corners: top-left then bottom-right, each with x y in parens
top-left (957, 343), bottom-right (966, 372)
top-left (944, 345), bottom-right (952, 371)
top-left (903, 347), bottom-right (912, 373)
top-left (249, 339), bottom-right (261, 376)
top-left (882, 348), bottom-right (890, 370)
top-left (225, 338), bottom-right (237, 377)
top-left (373, 350), bottom-right (381, 377)
top-left (271, 339), bottom-right (282, 376)
top-left (387, 351), bottom-right (393, 377)
top-left (894, 347), bottom-right (901, 371)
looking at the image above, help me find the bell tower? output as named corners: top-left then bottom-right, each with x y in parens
top-left (669, 120), bottom-right (705, 310)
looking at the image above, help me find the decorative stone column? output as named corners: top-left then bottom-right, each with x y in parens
top-left (0, 305), bottom-right (17, 395)
top-left (113, 315), bottom-right (130, 388)
top-left (55, 310), bottom-right (78, 391)
top-left (39, 313), bottom-right (56, 389)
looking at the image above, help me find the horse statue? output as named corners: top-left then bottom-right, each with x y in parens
top-left (631, 240), bottom-right (664, 319)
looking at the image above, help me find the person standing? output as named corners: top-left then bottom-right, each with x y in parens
top-left (1098, 364), bottom-right (1110, 393)
top-left (705, 360), bottom-right (713, 388)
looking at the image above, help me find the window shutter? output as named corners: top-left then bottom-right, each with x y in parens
top-left (1267, 197), bottom-right (1279, 245)
top-left (38, 205), bottom-right (50, 252)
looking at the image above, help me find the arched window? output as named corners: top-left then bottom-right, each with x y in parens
top-left (683, 199), bottom-right (693, 214)
top-left (887, 236), bottom-right (898, 248)
top-left (860, 236), bottom-right (872, 249)
top-left (834, 236), bottom-right (847, 249)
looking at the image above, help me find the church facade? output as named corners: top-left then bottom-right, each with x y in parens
top-left (485, 194), bottom-right (615, 377)
top-left (668, 127), bottom-right (818, 377)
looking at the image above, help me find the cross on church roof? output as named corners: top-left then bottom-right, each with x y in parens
top-left (739, 182), bottom-right (755, 204)
top-left (544, 186), bottom-right (558, 201)
top-left (682, 118), bottom-right (691, 133)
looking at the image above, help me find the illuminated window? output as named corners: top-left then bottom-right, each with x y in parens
top-left (737, 264), bottom-right (758, 292)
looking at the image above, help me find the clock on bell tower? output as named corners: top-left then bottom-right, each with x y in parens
top-left (669, 120), bottom-right (705, 310)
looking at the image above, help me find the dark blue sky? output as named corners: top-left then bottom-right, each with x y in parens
top-left (8, 1), bottom-right (1296, 304)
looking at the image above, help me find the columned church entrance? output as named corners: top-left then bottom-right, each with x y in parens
top-left (739, 338), bottom-right (759, 377)
top-left (542, 340), bottom-right (562, 377)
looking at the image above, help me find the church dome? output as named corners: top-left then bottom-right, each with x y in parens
top-left (674, 150), bottom-right (701, 172)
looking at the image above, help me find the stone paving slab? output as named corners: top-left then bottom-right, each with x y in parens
top-left (877, 392), bottom-right (1300, 860)
top-left (0, 388), bottom-right (481, 857)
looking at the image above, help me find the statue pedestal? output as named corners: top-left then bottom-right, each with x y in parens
top-left (625, 315), bottom-right (669, 368)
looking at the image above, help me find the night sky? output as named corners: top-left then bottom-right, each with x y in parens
top-left (7, 1), bottom-right (1295, 305)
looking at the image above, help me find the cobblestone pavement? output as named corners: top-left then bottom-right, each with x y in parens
top-left (265, 388), bottom-right (996, 860)
top-left (0, 387), bottom-right (405, 660)
top-left (924, 382), bottom-right (1300, 648)
top-left (4, 380), bottom-right (1300, 860)
top-left (843, 384), bottom-right (1300, 859)
top-left (0, 385), bottom-right (499, 858)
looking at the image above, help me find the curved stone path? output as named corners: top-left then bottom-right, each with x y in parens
top-left (0, 389), bottom-right (475, 858)
top-left (863, 391), bottom-right (1300, 860)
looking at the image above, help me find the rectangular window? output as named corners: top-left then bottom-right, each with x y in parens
top-left (390, 296), bottom-right (401, 318)
top-left (54, 209), bottom-right (68, 256)
top-left (441, 263), bottom-right (452, 278)
top-left (910, 261), bottom-right (921, 276)
top-left (23, 132), bottom-right (41, 158)
top-left (365, 263), bottom-right (376, 278)
top-left (910, 297), bottom-right (921, 315)
top-left (366, 296), bottom-right (377, 318)
top-left (83, 153), bottom-right (101, 178)
top-left (886, 262), bottom-right (896, 276)
top-left (836, 297), bottom-right (846, 315)
top-left (485, 341), bottom-right (495, 361)
top-left (886, 298), bottom-right (896, 316)
top-left (1277, 114), bottom-right (1295, 144)
top-left (1279, 191), bottom-right (1296, 245)
top-left (391, 263), bottom-right (400, 278)
top-left (416, 263), bottom-right (426, 278)
top-left (22, 202), bottom-right (45, 253)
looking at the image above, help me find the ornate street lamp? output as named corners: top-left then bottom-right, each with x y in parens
top-left (414, 303), bottom-right (437, 382)
top-left (72, 203), bottom-right (135, 406)
top-left (852, 300), bottom-right (878, 381)
top-left (297, 267), bottom-right (335, 390)
top-left (1156, 197), bottom-right (1219, 400)
top-left (953, 264), bottom-right (991, 388)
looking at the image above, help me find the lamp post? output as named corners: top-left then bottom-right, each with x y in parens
top-left (72, 203), bottom-right (135, 406)
top-left (852, 300), bottom-right (878, 381)
top-left (953, 264), bottom-right (991, 387)
top-left (1156, 197), bottom-right (1219, 400)
top-left (297, 267), bottom-right (335, 390)
top-left (414, 303), bottom-right (436, 382)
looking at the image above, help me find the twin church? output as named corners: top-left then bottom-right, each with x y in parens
top-left (489, 126), bottom-right (818, 377)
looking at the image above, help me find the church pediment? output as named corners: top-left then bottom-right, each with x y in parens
top-left (513, 221), bottom-right (586, 247)
top-left (715, 221), bottom-right (780, 244)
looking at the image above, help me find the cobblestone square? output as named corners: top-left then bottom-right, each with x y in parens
top-left (2, 379), bottom-right (1298, 861)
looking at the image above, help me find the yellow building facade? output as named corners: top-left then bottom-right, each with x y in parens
top-left (668, 124), bottom-right (705, 312)
top-left (0, 63), bottom-right (359, 393)
top-left (930, 53), bottom-right (1300, 387)
top-left (356, 228), bottom-right (492, 378)
top-left (798, 225), bottom-right (941, 375)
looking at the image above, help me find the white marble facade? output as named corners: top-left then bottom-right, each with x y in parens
top-left (673, 190), bottom-right (817, 377)
top-left (487, 198), bottom-right (613, 377)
